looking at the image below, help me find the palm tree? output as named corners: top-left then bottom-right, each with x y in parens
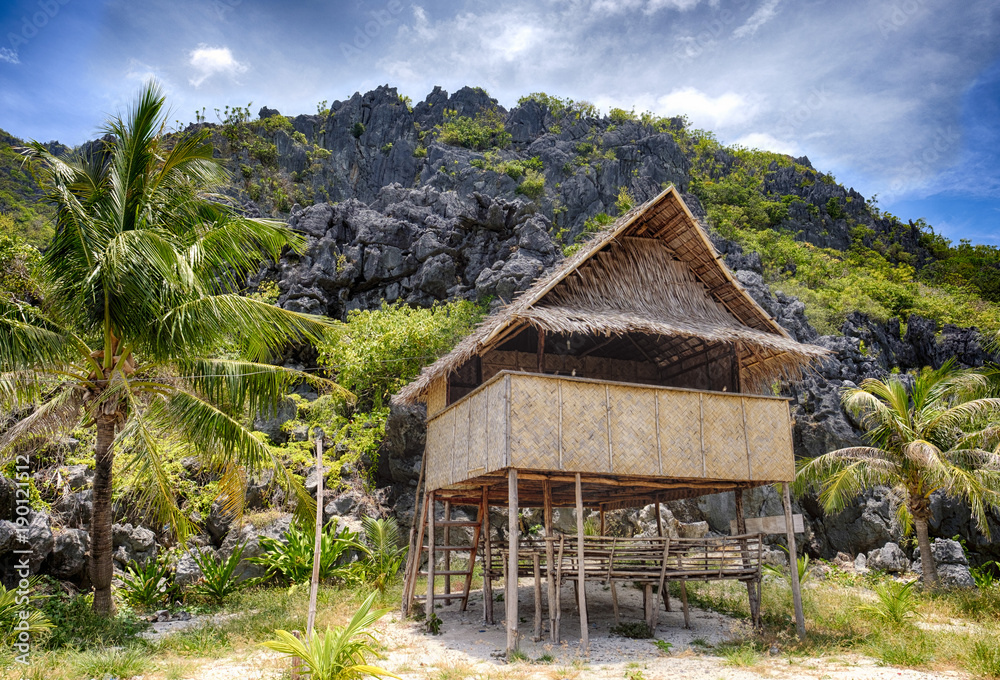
top-left (795, 361), bottom-right (1000, 586)
top-left (0, 82), bottom-right (342, 614)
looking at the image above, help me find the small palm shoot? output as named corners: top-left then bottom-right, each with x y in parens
top-left (357, 516), bottom-right (407, 594)
top-left (763, 545), bottom-right (811, 585)
top-left (262, 593), bottom-right (399, 680)
top-left (858, 580), bottom-right (919, 626)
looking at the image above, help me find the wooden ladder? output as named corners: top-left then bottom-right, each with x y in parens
top-left (403, 491), bottom-right (484, 619)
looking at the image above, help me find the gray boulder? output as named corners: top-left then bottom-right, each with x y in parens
top-left (912, 538), bottom-right (975, 588)
top-left (205, 501), bottom-right (233, 545)
top-left (867, 542), bottom-right (909, 573)
top-left (57, 464), bottom-right (93, 492)
top-left (53, 490), bottom-right (92, 529)
top-left (24, 512), bottom-right (54, 572)
top-left (47, 529), bottom-right (89, 578)
top-left (175, 546), bottom-right (217, 587)
top-left (218, 513), bottom-right (294, 582)
top-left (112, 522), bottom-right (157, 569)
top-left (253, 396), bottom-right (298, 443)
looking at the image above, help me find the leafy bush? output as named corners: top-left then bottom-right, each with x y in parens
top-left (515, 169), bottom-right (545, 200)
top-left (119, 557), bottom-right (178, 609)
top-left (435, 108), bottom-right (511, 150)
top-left (253, 520), bottom-right (359, 585)
top-left (516, 93), bottom-right (599, 120)
top-left (0, 580), bottom-right (52, 647)
top-left (262, 593), bottom-right (396, 680)
top-left (351, 122), bottom-right (366, 138)
top-left (188, 542), bottom-right (258, 605)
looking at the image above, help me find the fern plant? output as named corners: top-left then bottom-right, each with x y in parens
top-left (188, 542), bottom-right (259, 605)
top-left (858, 579), bottom-right (919, 626)
top-left (253, 519), bottom-right (359, 585)
top-left (262, 593), bottom-right (398, 680)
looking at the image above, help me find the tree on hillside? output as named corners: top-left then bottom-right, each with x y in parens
top-left (795, 361), bottom-right (1000, 586)
top-left (0, 82), bottom-right (341, 614)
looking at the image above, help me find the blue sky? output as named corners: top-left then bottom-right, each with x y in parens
top-left (1, 0), bottom-right (998, 246)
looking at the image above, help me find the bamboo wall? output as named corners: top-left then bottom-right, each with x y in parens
top-left (424, 371), bottom-right (794, 492)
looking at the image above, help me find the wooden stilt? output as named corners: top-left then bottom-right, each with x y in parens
top-left (533, 553), bottom-right (542, 642)
top-left (401, 449), bottom-right (427, 615)
top-left (783, 483), bottom-right (806, 640)
top-left (680, 581), bottom-right (690, 629)
top-left (655, 501), bottom-right (670, 613)
top-left (443, 501), bottom-right (452, 605)
top-left (610, 582), bottom-right (620, 624)
top-left (734, 488), bottom-right (760, 629)
top-left (403, 491), bottom-right (429, 616)
top-left (426, 492), bottom-right (436, 627)
top-left (543, 481), bottom-right (557, 642)
top-left (506, 469), bottom-right (519, 655)
top-left (644, 584), bottom-right (653, 630)
top-left (555, 535), bottom-right (565, 642)
top-left (652, 537), bottom-right (671, 628)
top-left (575, 473), bottom-right (589, 654)
top-left (599, 509), bottom-right (605, 537)
top-left (482, 486), bottom-right (494, 625)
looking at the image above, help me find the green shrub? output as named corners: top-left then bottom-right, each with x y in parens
top-left (435, 108), bottom-right (511, 150)
top-left (188, 542), bottom-right (259, 605)
top-left (351, 122), bottom-right (366, 138)
top-left (40, 593), bottom-right (149, 650)
top-left (858, 580), bottom-right (919, 626)
top-left (516, 169), bottom-right (545, 200)
top-left (262, 593), bottom-right (395, 680)
top-left (253, 519), bottom-right (359, 585)
top-left (0, 580), bottom-right (51, 647)
top-left (73, 646), bottom-right (151, 680)
top-left (119, 556), bottom-right (178, 609)
top-left (608, 107), bottom-right (636, 123)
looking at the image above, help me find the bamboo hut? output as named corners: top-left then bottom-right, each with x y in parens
top-left (398, 186), bottom-right (825, 652)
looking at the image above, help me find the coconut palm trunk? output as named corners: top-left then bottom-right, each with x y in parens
top-left (90, 414), bottom-right (118, 613)
top-left (909, 495), bottom-right (939, 587)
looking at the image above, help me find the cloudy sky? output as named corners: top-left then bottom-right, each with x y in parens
top-left (2, 0), bottom-right (998, 244)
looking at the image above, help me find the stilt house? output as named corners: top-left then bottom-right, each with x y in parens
top-left (397, 186), bottom-right (826, 651)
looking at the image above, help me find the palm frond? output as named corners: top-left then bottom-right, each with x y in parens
top-left (0, 384), bottom-right (84, 462)
top-left (153, 294), bottom-right (333, 362)
top-left (187, 216), bottom-right (302, 291)
top-left (175, 358), bottom-right (351, 417)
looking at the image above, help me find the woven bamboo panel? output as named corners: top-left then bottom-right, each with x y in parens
top-left (608, 385), bottom-right (658, 476)
top-left (467, 389), bottom-right (488, 475)
top-left (425, 407), bottom-right (454, 491)
top-left (702, 393), bottom-right (751, 480)
top-left (509, 375), bottom-right (560, 469)
top-left (657, 390), bottom-right (703, 477)
top-left (560, 380), bottom-right (609, 473)
top-left (486, 376), bottom-right (509, 471)
top-left (426, 377), bottom-right (447, 417)
top-left (743, 397), bottom-right (794, 481)
top-left (451, 398), bottom-right (470, 485)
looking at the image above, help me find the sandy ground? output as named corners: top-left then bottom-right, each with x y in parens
top-left (172, 579), bottom-right (970, 680)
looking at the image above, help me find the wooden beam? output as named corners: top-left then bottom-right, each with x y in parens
top-left (537, 328), bottom-right (546, 373)
top-left (506, 469), bottom-right (519, 655)
top-left (783, 483), bottom-right (806, 640)
top-left (575, 473), bottom-right (589, 654)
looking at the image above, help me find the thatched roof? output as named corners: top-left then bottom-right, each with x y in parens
top-left (395, 186), bottom-right (828, 405)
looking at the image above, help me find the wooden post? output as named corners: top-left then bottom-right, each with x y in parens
top-left (655, 502), bottom-right (670, 612)
top-left (402, 448), bottom-right (427, 615)
top-left (443, 501), bottom-right (452, 604)
top-left (734, 488), bottom-right (760, 629)
top-left (306, 434), bottom-right (323, 637)
top-left (783, 483), bottom-right (806, 640)
top-left (533, 553), bottom-right (542, 641)
top-left (482, 486), bottom-right (494, 624)
top-left (575, 473), bottom-right (589, 654)
top-left (537, 329), bottom-right (546, 373)
top-left (654, 503), bottom-right (663, 537)
top-left (426, 491), bottom-right (436, 626)
top-left (507, 469), bottom-right (519, 655)
top-left (404, 492), bottom-right (429, 616)
top-left (543, 480), bottom-right (556, 642)
top-left (599, 509), bottom-right (605, 537)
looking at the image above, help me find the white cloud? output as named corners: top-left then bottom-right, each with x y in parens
top-left (732, 132), bottom-right (800, 155)
top-left (655, 88), bottom-right (759, 129)
top-left (0, 47), bottom-right (19, 64)
top-left (733, 0), bottom-right (782, 39)
top-left (187, 45), bottom-right (247, 87)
